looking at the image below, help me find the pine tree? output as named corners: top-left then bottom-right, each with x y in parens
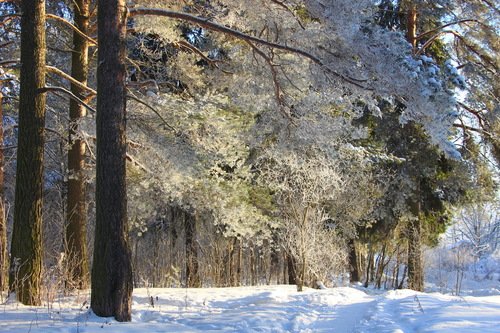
top-left (91, 0), bottom-right (133, 322)
top-left (65, 0), bottom-right (91, 290)
top-left (9, 0), bottom-right (46, 305)
top-left (0, 86), bottom-right (6, 292)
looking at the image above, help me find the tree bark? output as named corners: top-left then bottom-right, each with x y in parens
top-left (287, 253), bottom-right (297, 285)
top-left (407, 3), bottom-right (418, 52)
top-left (65, 0), bottom-right (90, 290)
top-left (0, 88), bottom-right (7, 292)
top-left (185, 210), bottom-right (201, 288)
top-left (8, 0), bottom-right (46, 306)
top-left (348, 239), bottom-right (360, 283)
top-left (91, 0), bottom-right (133, 322)
top-left (364, 245), bottom-right (374, 288)
top-left (407, 200), bottom-right (424, 291)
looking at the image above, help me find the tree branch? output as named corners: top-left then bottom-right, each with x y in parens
top-left (416, 19), bottom-right (483, 41)
top-left (419, 30), bottom-right (498, 75)
top-left (126, 92), bottom-right (177, 133)
top-left (128, 7), bottom-right (369, 89)
top-left (46, 13), bottom-right (97, 45)
top-left (46, 65), bottom-right (97, 96)
top-left (0, 41), bottom-right (13, 48)
top-left (126, 152), bottom-right (151, 173)
top-left (38, 86), bottom-right (96, 113)
top-left (0, 59), bottom-right (18, 66)
top-left (246, 41), bottom-right (289, 117)
top-left (266, 0), bottom-right (305, 30)
top-left (174, 40), bottom-right (232, 74)
top-left (457, 102), bottom-right (487, 128)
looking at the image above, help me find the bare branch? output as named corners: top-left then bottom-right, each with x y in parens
top-left (0, 41), bottom-right (13, 48)
top-left (0, 59), bottom-right (18, 66)
top-left (126, 152), bottom-right (151, 173)
top-left (266, 0), bottom-right (305, 30)
top-left (46, 65), bottom-right (97, 96)
top-left (128, 7), bottom-right (369, 89)
top-left (417, 30), bottom-right (498, 74)
top-left (174, 40), bottom-right (233, 74)
top-left (416, 19), bottom-right (483, 41)
top-left (246, 41), bottom-right (288, 117)
top-left (46, 13), bottom-right (97, 45)
top-left (38, 86), bottom-right (96, 113)
top-left (458, 101), bottom-right (487, 128)
top-left (126, 92), bottom-right (177, 133)
top-left (453, 122), bottom-right (494, 138)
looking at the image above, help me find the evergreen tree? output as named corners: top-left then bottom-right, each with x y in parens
top-left (9, 0), bottom-right (46, 305)
top-left (65, 0), bottom-right (91, 290)
top-left (91, 0), bottom-right (133, 322)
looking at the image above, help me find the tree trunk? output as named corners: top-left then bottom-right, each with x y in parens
top-left (65, 0), bottom-right (90, 290)
top-left (375, 243), bottom-right (387, 289)
top-left (0, 88), bottom-right (7, 292)
top-left (348, 239), bottom-right (360, 283)
top-left (8, 0), bottom-right (46, 306)
top-left (185, 210), bottom-right (201, 288)
top-left (407, 200), bottom-right (424, 291)
top-left (364, 245), bottom-right (374, 288)
top-left (286, 253), bottom-right (297, 285)
top-left (407, 3), bottom-right (418, 52)
top-left (91, 0), bottom-right (133, 322)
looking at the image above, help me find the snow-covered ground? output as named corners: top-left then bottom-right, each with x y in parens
top-left (1, 284), bottom-right (499, 332)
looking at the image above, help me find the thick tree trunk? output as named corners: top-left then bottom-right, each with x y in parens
top-left (91, 0), bottom-right (133, 322)
top-left (185, 210), bottom-right (201, 288)
top-left (65, 0), bottom-right (90, 290)
top-left (407, 200), bottom-right (424, 291)
top-left (348, 239), bottom-right (360, 283)
top-left (0, 89), bottom-right (7, 292)
top-left (8, 0), bottom-right (46, 306)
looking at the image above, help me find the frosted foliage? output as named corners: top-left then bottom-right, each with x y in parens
top-left (126, 92), bottom-right (273, 239)
top-left (257, 148), bottom-right (369, 280)
top-left (130, 0), bottom-right (460, 156)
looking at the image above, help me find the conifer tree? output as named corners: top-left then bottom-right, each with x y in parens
top-left (9, 0), bottom-right (46, 305)
top-left (65, 0), bottom-right (91, 290)
top-left (91, 0), bottom-right (133, 322)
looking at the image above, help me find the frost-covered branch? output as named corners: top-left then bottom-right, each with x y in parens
top-left (128, 7), bottom-right (368, 88)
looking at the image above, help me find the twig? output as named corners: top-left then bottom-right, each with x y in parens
top-left (174, 40), bottom-right (232, 74)
top-left (126, 92), bottom-right (177, 133)
top-left (267, 0), bottom-right (305, 30)
top-left (246, 41), bottom-right (290, 118)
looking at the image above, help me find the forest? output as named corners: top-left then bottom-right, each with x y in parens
top-left (0, 0), bottom-right (498, 327)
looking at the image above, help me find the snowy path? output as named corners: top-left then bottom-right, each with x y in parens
top-left (1, 285), bottom-right (499, 332)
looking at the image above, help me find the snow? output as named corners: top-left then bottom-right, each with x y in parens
top-left (1, 285), bottom-right (499, 332)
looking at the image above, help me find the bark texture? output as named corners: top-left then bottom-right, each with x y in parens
top-left (407, 4), bottom-right (418, 52)
top-left (65, 0), bottom-right (90, 290)
top-left (407, 200), bottom-right (424, 291)
top-left (348, 239), bottom-right (360, 283)
top-left (0, 88), bottom-right (7, 292)
top-left (8, 0), bottom-right (46, 305)
top-left (185, 210), bottom-right (201, 288)
top-left (91, 0), bottom-right (133, 322)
